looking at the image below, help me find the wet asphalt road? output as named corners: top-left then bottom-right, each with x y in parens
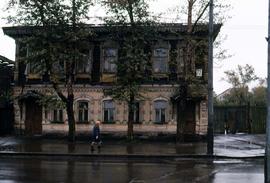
top-left (0, 157), bottom-right (264, 183)
top-left (0, 134), bottom-right (266, 157)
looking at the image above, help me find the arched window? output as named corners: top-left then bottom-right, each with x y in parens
top-left (154, 100), bottom-right (168, 124)
top-left (78, 101), bottom-right (89, 123)
top-left (103, 100), bottom-right (115, 123)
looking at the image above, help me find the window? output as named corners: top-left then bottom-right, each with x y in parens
top-left (76, 49), bottom-right (92, 74)
top-left (133, 102), bottom-right (140, 123)
top-left (25, 46), bottom-right (41, 75)
top-left (103, 100), bottom-right (115, 123)
top-left (154, 100), bottom-right (168, 124)
top-left (50, 60), bottom-right (65, 77)
top-left (78, 101), bottom-right (88, 123)
top-left (103, 48), bottom-right (117, 73)
top-left (153, 48), bottom-right (169, 73)
top-left (52, 109), bottom-right (64, 123)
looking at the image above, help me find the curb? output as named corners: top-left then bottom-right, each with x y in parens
top-left (0, 151), bottom-right (264, 160)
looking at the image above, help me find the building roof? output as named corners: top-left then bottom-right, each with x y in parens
top-left (3, 23), bottom-right (222, 39)
top-left (0, 55), bottom-right (14, 65)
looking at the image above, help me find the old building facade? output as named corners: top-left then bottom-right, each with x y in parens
top-left (3, 24), bottom-right (219, 136)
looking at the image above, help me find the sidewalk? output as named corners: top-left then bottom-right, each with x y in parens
top-left (0, 134), bottom-right (265, 158)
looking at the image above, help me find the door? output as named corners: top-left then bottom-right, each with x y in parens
top-left (25, 98), bottom-right (42, 135)
top-left (184, 101), bottom-right (196, 134)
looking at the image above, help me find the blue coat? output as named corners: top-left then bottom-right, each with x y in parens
top-left (92, 125), bottom-right (101, 141)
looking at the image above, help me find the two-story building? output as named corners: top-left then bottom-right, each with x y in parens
top-left (3, 24), bottom-right (220, 137)
top-left (0, 55), bottom-right (14, 135)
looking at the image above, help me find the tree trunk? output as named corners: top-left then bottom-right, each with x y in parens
top-left (66, 90), bottom-right (76, 142)
top-left (127, 94), bottom-right (135, 141)
top-left (176, 84), bottom-right (187, 142)
top-left (187, 0), bottom-right (193, 33)
top-left (176, 99), bottom-right (186, 142)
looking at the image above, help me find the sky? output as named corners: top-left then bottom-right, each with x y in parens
top-left (0, 0), bottom-right (268, 94)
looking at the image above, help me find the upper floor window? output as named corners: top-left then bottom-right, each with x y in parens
top-left (153, 48), bottom-right (169, 73)
top-left (76, 49), bottom-right (92, 74)
top-left (25, 46), bottom-right (42, 75)
top-left (51, 60), bottom-right (65, 76)
top-left (103, 100), bottom-right (115, 123)
top-left (103, 48), bottom-right (117, 73)
top-left (78, 101), bottom-right (89, 123)
top-left (154, 100), bottom-right (168, 124)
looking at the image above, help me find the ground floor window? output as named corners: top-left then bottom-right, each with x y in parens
top-left (52, 109), bottom-right (64, 123)
top-left (78, 101), bottom-right (89, 123)
top-left (103, 100), bottom-right (115, 123)
top-left (154, 100), bottom-right (167, 124)
top-left (133, 102), bottom-right (140, 123)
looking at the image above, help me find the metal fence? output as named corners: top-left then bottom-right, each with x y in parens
top-left (214, 105), bottom-right (266, 134)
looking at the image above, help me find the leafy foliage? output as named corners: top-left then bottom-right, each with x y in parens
top-left (6, 0), bottom-right (93, 141)
top-left (216, 64), bottom-right (259, 105)
top-left (102, 0), bottom-right (156, 140)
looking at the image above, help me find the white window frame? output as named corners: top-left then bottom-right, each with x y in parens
top-left (77, 101), bottom-right (89, 123)
top-left (103, 100), bottom-right (115, 123)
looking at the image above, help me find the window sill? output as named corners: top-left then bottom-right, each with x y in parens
top-left (76, 122), bottom-right (90, 124)
top-left (50, 121), bottom-right (64, 124)
top-left (75, 74), bottom-right (91, 78)
top-left (102, 122), bottom-right (116, 124)
top-left (153, 122), bottom-right (167, 125)
top-left (101, 74), bottom-right (116, 82)
top-left (26, 74), bottom-right (42, 79)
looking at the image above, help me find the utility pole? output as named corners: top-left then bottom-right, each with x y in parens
top-left (207, 0), bottom-right (214, 155)
top-left (265, 0), bottom-right (270, 182)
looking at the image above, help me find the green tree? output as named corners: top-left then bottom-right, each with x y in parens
top-left (6, 0), bottom-right (93, 142)
top-left (250, 79), bottom-right (267, 106)
top-left (174, 0), bottom-right (230, 142)
top-left (102, 0), bottom-right (156, 141)
top-left (222, 64), bottom-right (258, 105)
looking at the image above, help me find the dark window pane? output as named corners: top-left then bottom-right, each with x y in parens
top-left (59, 110), bottom-right (63, 122)
top-left (153, 48), bottom-right (168, 73)
top-left (104, 48), bottom-right (117, 73)
top-left (84, 111), bottom-right (88, 122)
top-left (109, 109), bottom-right (114, 122)
top-left (161, 109), bottom-right (165, 123)
top-left (77, 50), bottom-right (92, 73)
top-left (155, 109), bottom-right (160, 123)
top-left (79, 110), bottom-right (83, 122)
top-left (104, 110), bottom-right (109, 123)
top-left (154, 100), bottom-right (168, 109)
top-left (104, 101), bottom-right (114, 108)
top-left (53, 110), bottom-right (58, 121)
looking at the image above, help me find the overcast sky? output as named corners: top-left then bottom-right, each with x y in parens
top-left (0, 0), bottom-right (268, 94)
